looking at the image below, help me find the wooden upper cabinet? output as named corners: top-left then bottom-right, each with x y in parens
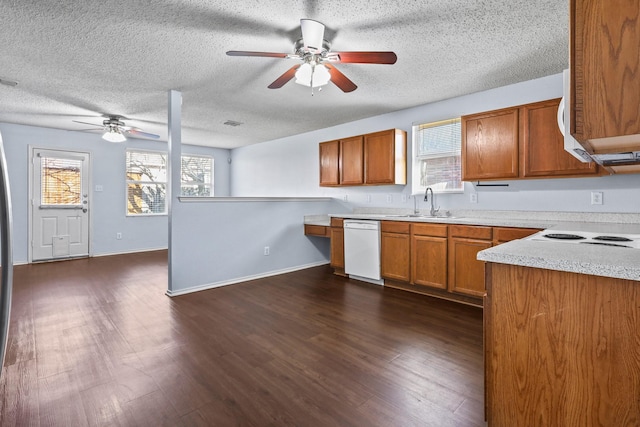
top-left (364, 129), bottom-right (407, 185)
top-left (340, 136), bottom-right (364, 185)
top-left (319, 129), bottom-right (406, 187)
top-left (571, 0), bottom-right (640, 150)
top-left (522, 99), bottom-right (598, 177)
top-left (319, 140), bottom-right (340, 186)
top-left (462, 107), bottom-right (520, 181)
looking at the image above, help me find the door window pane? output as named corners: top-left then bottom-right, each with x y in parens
top-left (41, 157), bottom-right (82, 205)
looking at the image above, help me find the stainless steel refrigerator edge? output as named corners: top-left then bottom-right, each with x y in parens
top-left (0, 130), bottom-right (14, 376)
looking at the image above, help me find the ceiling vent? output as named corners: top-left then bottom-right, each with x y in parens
top-left (223, 120), bottom-right (243, 127)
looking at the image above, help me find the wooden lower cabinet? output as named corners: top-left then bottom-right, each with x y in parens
top-left (329, 218), bottom-right (345, 275)
top-left (448, 225), bottom-right (492, 297)
top-left (411, 223), bottom-right (448, 289)
top-left (485, 263), bottom-right (640, 425)
top-left (380, 221), bottom-right (411, 282)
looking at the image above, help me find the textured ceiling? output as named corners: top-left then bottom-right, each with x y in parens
top-left (0, 0), bottom-right (568, 148)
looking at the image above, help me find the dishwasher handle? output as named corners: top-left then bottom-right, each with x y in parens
top-left (343, 220), bottom-right (380, 230)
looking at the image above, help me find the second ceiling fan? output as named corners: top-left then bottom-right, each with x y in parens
top-left (226, 19), bottom-right (397, 93)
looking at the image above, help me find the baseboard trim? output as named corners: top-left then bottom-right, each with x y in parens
top-left (92, 247), bottom-right (168, 258)
top-left (166, 260), bottom-right (330, 297)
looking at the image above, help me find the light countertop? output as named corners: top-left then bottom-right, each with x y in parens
top-left (305, 210), bottom-right (640, 281)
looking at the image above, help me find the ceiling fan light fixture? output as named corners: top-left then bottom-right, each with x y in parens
top-left (295, 63), bottom-right (331, 88)
top-left (102, 127), bottom-right (127, 143)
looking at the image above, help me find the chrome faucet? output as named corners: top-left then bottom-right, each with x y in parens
top-left (424, 187), bottom-right (440, 217)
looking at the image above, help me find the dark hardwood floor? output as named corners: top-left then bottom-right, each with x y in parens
top-left (0, 251), bottom-right (484, 426)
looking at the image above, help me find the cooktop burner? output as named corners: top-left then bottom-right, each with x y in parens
top-left (527, 229), bottom-right (640, 249)
top-left (593, 235), bottom-right (633, 242)
top-left (543, 233), bottom-right (586, 240)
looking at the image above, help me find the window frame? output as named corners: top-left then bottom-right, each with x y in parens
top-left (180, 154), bottom-right (214, 197)
top-left (412, 117), bottom-right (464, 195)
top-left (125, 149), bottom-right (168, 217)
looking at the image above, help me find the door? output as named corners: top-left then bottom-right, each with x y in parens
top-left (31, 149), bottom-right (90, 261)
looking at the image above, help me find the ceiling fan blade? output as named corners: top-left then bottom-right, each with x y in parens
top-left (330, 51), bottom-right (397, 64)
top-left (324, 64), bottom-right (357, 93)
top-left (300, 19), bottom-right (325, 53)
top-left (268, 65), bottom-right (301, 89)
top-left (72, 120), bottom-right (104, 128)
top-left (127, 129), bottom-right (160, 139)
top-left (226, 51), bottom-right (289, 59)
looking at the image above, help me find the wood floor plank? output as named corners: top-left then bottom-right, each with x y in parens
top-left (0, 250), bottom-right (485, 426)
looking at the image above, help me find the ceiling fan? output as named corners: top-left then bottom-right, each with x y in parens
top-left (73, 116), bottom-right (160, 142)
top-left (226, 19), bottom-right (397, 94)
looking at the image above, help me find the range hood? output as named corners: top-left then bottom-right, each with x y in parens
top-left (559, 69), bottom-right (640, 172)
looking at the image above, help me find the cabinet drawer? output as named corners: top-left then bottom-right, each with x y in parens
top-left (304, 224), bottom-right (329, 237)
top-left (493, 227), bottom-right (539, 243)
top-left (330, 217), bottom-right (344, 227)
top-left (381, 221), bottom-right (410, 234)
top-left (449, 224), bottom-right (492, 240)
top-left (411, 223), bottom-right (448, 237)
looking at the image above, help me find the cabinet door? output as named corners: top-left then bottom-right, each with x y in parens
top-left (364, 129), bottom-right (396, 184)
top-left (319, 140), bottom-right (340, 186)
top-left (522, 99), bottom-right (598, 177)
top-left (571, 0), bottom-right (640, 146)
top-left (330, 227), bottom-right (344, 269)
top-left (448, 238), bottom-right (491, 297)
top-left (340, 136), bottom-right (364, 185)
top-left (411, 235), bottom-right (447, 289)
top-left (381, 232), bottom-right (410, 282)
top-left (462, 108), bottom-right (519, 180)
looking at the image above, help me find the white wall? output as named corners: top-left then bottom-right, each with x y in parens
top-left (169, 198), bottom-right (343, 295)
top-left (230, 73), bottom-right (640, 214)
top-left (0, 122), bottom-right (231, 263)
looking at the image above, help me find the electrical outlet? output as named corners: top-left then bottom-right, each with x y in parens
top-left (343, 194), bottom-right (348, 202)
top-left (386, 194), bottom-right (393, 203)
top-left (366, 194), bottom-right (372, 203)
top-left (401, 194), bottom-right (407, 203)
top-left (95, 185), bottom-right (103, 192)
top-left (591, 191), bottom-right (603, 205)
top-left (470, 193), bottom-right (478, 203)
top-left (116, 232), bottom-right (122, 240)
top-left (264, 246), bottom-right (270, 256)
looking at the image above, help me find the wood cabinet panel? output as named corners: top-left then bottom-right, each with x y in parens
top-left (522, 99), bottom-right (598, 177)
top-left (571, 0), bottom-right (640, 146)
top-left (411, 235), bottom-right (448, 289)
top-left (304, 224), bottom-right (329, 237)
top-left (318, 129), bottom-right (406, 187)
top-left (448, 237), bottom-right (491, 297)
top-left (329, 226), bottom-right (344, 270)
top-left (492, 227), bottom-right (539, 244)
top-left (381, 221), bottom-right (410, 234)
top-left (462, 108), bottom-right (520, 180)
top-left (411, 223), bottom-right (448, 238)
top-left (381, 232), bottom-right (411, 282)
top-left (449, 224), bottom-right (492, 240)
top-left (340, 136), bottom-right (364, 185)
top-left (364, 129), bottom-right (406, 185)
top-left (319, 140), bottom-right (340, 186)
top-left (486, 263), bottom-right (640, 425)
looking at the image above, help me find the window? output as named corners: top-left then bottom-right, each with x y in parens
top-left (181, 155), bottom-right (213, 197)
top-left (41, 157), bottom-right (82, 206)
top-left (126, 150), bottom-right (167, 215)
top-left (413, 118), bottom-right (463, 193)
top-left (126, 151), bottom-right (215, 215)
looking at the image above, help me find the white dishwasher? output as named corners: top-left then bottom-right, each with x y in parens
top-left (343, 220), bottom-right (383, 285)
